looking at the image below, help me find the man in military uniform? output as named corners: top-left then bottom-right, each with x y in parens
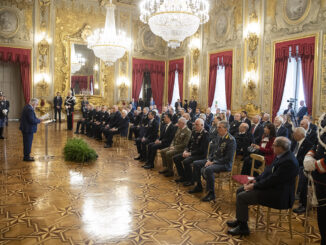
top-left (81, 96), bottom-right (89, 118)
top-left (159, 117), bottom-right (192, 177)
top-left (190, 121), bottom-right (236, 202)
top-left (88, 106), bottom-right (102, 138)
top-left (173, 118), bottom-right (209, 186)
top-left (304, 113), bottom-right (326, 244)
top-left (93, 106), bottom-right (108, 140)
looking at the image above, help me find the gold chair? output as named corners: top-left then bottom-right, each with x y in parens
top-left (249, 154), bottom-right (265, 177)
top-left (214, 152), bottom-right (237, 191)
top-left (255, 175), bottom-right (300, 239)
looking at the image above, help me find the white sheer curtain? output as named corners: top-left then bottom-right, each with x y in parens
top-left (278, 57), bottom-right (305, 115)
top-left (211, 66), bottom-right (227, 111)
top-left (171, 70), bottom-right (180, 107)
top-left (139, 86), bottom-right (143, 100)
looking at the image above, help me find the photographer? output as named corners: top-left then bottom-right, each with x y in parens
top-left (283, 101), bottom-right (296, 124)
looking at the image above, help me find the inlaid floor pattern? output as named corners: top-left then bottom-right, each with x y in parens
top-left (0, 123), bottom-right (321, 244)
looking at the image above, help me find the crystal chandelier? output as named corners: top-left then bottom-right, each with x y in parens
top-left (71, 44), bottom-right (86, 74)
top-left (87, 0), bottom-right (131, 66)
top-left (139, 0), bottom-right (209, 49)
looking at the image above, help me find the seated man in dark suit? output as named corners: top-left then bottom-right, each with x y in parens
top-left (75, 104), bottom-right (89, 134)
top-left (104, 110), bottom-right (130, 148)
top-left (226, 110), bottom-right (234, 123)
top-left (129, 107), bottom-right (142, 139)
top-left (173, 118), bottom-right (209, 186)
top-left (229, 113), bottom-right (241, 136)
top-left (135, 111), bottom-right (159, 162)
top-left (300, 118), bottom-right (318, 146)
top-left (190, 121), bottom-right (236, 202)
top-left (19, 98), bottom-right (42, 161)
top-left (274, 116), bottom-right (288, 138)
top-left (235, 123), bottom-right (253, 158)
top-left (291, 127), bottom-right (313, 214)
top-left (205, 108), bottom-right (214, 126)
top-left (251, 115), bottom-right (264, 144)
top-left (143, 113), bottom-right (175, 169)
top-left (303, 115), bottom-right (317, 132)
top-left (227, 137), bottom-right (299, 236)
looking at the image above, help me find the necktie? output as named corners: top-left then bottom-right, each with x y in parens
top-left (294, 143), bottom-right (299, 156)
top-left (251, 124), bottom-right (256, 134)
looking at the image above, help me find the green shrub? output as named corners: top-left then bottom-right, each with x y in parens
top-left (63, 138), bottom-right (98, 163)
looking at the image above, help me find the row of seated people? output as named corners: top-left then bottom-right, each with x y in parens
top-left (131, 107), bottom-right (324, 239)
top-left (74, 104), bottom-right (131, 148)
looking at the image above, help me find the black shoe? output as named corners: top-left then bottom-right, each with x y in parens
top-left (164, 171), bottom-right (174, 177)
top-left (159, 169), bottom-right (168, 174)
top-left (293, 205), bottom-right (306, 214)
top-left (183, 181), bottom-right (194, 187)
top-left (226, 220), bottom-right (239, 228)
top-left (202, 192), bottom-right (215, 202)
top-left (188, 185), bottom-right (203, 194)
top-left (139, 158), bottom-right (146, 162)
top-left (23, 157), bottom-right (35, 162)
top-left (74, 131), bottom-right (79, 134)
top-left (0, 136), bottom-right (4, 139)
top-left (104, 144), bottom-right (112, 148)
top-left (143, 164), bottom-right (154, 169)
top-left (228, 224), bottom-right (250, 236)
top-left (134, 156), bottom-right (141, 160)
top-left (175, 177), bottom-right (186, 183)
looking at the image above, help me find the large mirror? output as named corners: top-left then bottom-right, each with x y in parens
top-left (70, 42), bottom-right (101, 96)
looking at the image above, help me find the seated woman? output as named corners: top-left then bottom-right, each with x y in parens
top-left (240, 122), bottom-right (276, 176)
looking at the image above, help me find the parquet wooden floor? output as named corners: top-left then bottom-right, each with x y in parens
top-left (0, 123), bottom-right (321, 244)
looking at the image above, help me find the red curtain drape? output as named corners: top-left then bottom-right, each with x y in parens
top-left (132, 58), bottom-right (165, 111)
top-left (0, 47), bottom-right (31, 104)
top-left (208, 51), bottom-right (232, 108)
top-left (272, 37), bottom-right (315, 119)
top-left (168, 58), bottom-right (184, 104)
top-left (71, 75), bottom-right (88, 90)
top-left (300, 37), bottom-right (315, 115)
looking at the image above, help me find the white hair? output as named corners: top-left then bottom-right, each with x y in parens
top-left (195, 118), bottom-right (204, 126)
top-left (30, 98), bottom-right (39, 105)
top-left (178, 117), bottom-right (187, 124)
top-left (294, 127), bottom-right (306, 137)
top-left (275, 116), bottom-right (284, 124)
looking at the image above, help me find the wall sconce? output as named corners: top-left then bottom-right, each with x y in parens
top-left (117, 76), bottom-right (129, 100)
top-left (243, 70), bottom-right (258, 103)
top-left (93, 63), bottom-right (99, 71)
top-left (189, 37), bottom-right (200, 62)
top-left (189, 75), bottom-right (199, 99)
top-left (244, 12), bottom-right (259, 55)
top-left (35, 72), bottom-right (50, 98)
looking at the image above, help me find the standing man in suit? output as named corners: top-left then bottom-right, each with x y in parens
top-left (240, 111), bottom-right (251, 131)
top-left (291, 127), bottom-right (313, 214)
top-left (251, 115), bottom-right (264, 144)
top-left (130, 98), bottom-right (137, 111)
top-left (183, 100), bottom-right (188, 111)
top-left (175, 99), bottom-right (182, 111)
top-left (159, 117), bottom-right (192, 177)
top-left (296, 100), bottom-right (308, 124)
top-left (190, 121), bottom-right (236, 201)
top-left (143, 113), bottom-right (175, 169)
top-left (227, 137), bottom-right (299, 236)
top-left (189, 96), bottom-right (197, 111)
top-left (226, 110), bottom-right (234, 123)
top-left (19, 98), bottom-right (42, 161)
top-left (0, 94), bottom-right (7, 139)
top-left (173, 118), bottom-right (209, 186)
top-left (53, 92), bottom-right (62, 123)
top-left (274, 116), bottom-right (288, 138)
top-left (64, 92), bottom-right (76, 130)
top-left (3, 95), bottom-right (9, 126)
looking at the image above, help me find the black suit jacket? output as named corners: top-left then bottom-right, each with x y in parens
top-left (306, 128), bottom-right (318, 146)
top-left (252, 123), bottom-right (264, 145)
top-left (235, 131), bottom-right (253, 156)
top-left (276, 125), bottom-right (288, 138)
top-left (291, 138), bottom-right (313, 167)
top-left (229, 120), bottom-right (241, 136)
top-left (309, 123), bottom-right (317, 132)
top-left (19, 105), bottom-right (41, 134)
top-left (159, 123), bottom-right (176, 147)
top-left (174, 102), bottom-right (182, 110)
top-left (206, 113), bottom-right (214, 126)
top-left (254, 150), bottom-right (299, 209)
top-left (242, 118), bottom-right (252, 130)
top-left (53, 96), bottom-right (62, 108)
top-left (297, 106), bottom-right (308, 121)
top-left (145, 119), bottom-right (159, 142)
top-left (110, 111), bottom-right (122, 128)
top-left (227, 114), bottom-right (234, 123)
top-left (5, 100), bottom-right (9, 110)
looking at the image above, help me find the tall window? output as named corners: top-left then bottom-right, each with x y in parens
top-left (211, 66), bottom-right (227, 111)
top-left (278, 46), bottom-right (305, 115)
top-left (171, 70), bottom-right (180, 107)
